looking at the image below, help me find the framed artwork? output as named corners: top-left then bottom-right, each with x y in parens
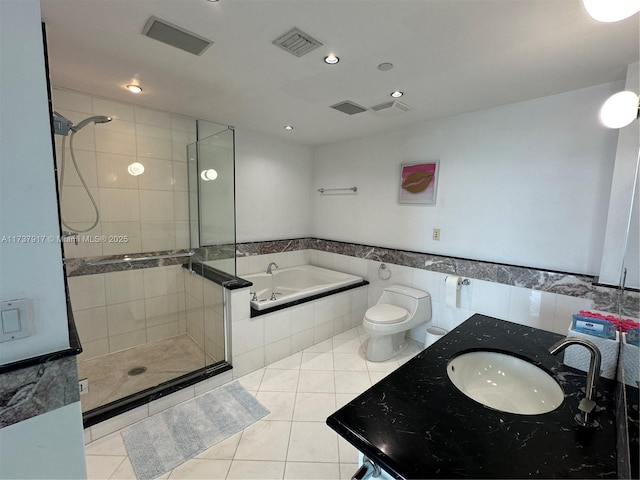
top-left (399, 161), bottom-right (439, 204)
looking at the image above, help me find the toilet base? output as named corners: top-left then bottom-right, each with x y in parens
top-left (365, 332), bottom-right (407, 362)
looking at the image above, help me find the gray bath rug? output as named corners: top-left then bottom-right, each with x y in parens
top-left (121, 381), bottom-right (269, 480)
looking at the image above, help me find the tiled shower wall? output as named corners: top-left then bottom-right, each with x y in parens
top-left (51, 88), bottom-right (195, 258)
top-left (184, 269), bottom-right (226, 363)
top-left (68, 265), bottom-right (186, 361)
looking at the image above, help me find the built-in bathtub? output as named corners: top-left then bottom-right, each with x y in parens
top-left (244, 265), bottom-right (365, 312)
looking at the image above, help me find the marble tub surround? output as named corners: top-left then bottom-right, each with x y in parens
top-left (235, 238), bottom-right (639, 318)
top-left (0, 356), bottom-right (80, 429)
top-left (327, 314), bottom-right (618, 479)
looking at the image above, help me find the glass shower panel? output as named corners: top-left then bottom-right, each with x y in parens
top-left (188, 127), bottom-right (236, 277)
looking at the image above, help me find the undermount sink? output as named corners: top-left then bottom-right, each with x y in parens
top-left (447, 351), bottom-right (564, 415)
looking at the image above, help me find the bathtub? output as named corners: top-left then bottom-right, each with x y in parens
top-left (244, 265), bottom-right (364, 311)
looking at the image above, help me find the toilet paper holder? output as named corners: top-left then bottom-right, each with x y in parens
top-left (445, 276), bottom-right (471, 286)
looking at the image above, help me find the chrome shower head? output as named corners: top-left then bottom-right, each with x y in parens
top-left (71, 115), bottom-right (112, 132)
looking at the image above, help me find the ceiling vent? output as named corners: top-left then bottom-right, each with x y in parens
top-left (330, 101), bottom-right (368, 115)
top-left (142, 16), bottom-right (213, 56)
top-left (370, 100), bottom-right (412, 116)
top-left (273, 27), bottom-right (323, 57)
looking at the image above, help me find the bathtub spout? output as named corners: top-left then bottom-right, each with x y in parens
top-left (266, 262), bottom-right (279, 274)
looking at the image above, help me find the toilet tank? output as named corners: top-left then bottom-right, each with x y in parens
top-left (379, 285), bottom-right (431, 315)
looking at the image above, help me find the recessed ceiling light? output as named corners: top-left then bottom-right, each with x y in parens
top-left (126, 84), bottom-right (143, 93)
top-left (378, 62), bottom-right (393, 71)
top-left (284, 125), bottom-right (294, 131)
top-left (391, 91), bottom-right (404, 98)
top-left (127, 162), bottom-right (145, 176)
top-left (324, 54), bottom-right (339, 65)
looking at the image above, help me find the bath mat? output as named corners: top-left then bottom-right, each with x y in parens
top-left (121, 381), bottom-right (269, 480)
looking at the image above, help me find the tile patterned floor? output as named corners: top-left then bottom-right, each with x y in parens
top-left (84, 326), bottom-right (423, 479)
top-left (79, 334), bottom-right (214, 412)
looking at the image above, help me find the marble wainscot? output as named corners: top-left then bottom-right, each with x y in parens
top-left (327, 314), bottom-right (618, 479)
top-left (236, 238), bottom-right (639, 318)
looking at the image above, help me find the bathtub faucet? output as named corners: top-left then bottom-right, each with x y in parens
top-left (266, 262), bottom-right (278, 274)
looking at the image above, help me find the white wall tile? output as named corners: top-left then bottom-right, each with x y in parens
top-left (104, 269), bottom-right (145, 304)
top-left (95, 125), bottom-right (136, 156)
top-left (508, 287), bottom-right (557, 332)
top-left (170, 115), bottom-right (197, 134)
top-left (290, 304), bottom-right (315, 334)
top-left (264, 310), bottom-right (292, 344)
top-left (232, 317), bottom-right (264, 355)
top-left (553, 294), bottom-right (594, 334)
top-left (100, 222), bottom-right (142, 255)
top-left (139, 190), bottom-right (175, 222)
top-left (53, 88), bottom-right (93, 114)
top-left (230, 288), bottom-right (251, 321)
top-left (172, 161), bottom-right (188, 190)
top-left (77, 338), bottom-right (109, 361)
top-left (138, 158), bottom-right (174, 191)
top-left (92, 98), bottom-right (135, 122)
top-left (135, 107), bottom-right (171, 128)
top-left (68, 274), bottom-right (105, 310)
top-left (145, 293), bottom-right (179, 326)
top-left (469, 279), bottom-right (512, 320)
top-left (231, 347), bottom-right (265, 378)
top-left (143, 266), bottom-right (178, 298)
top-left (98, 188), bottom-right (140, 222)
top-left (96, 152), bottom-right (139, 189)
top-left (136, 130), bottom-right (172, 160)
top-left (265, 337), bottom-right (291, 365)
top-left (146, 321), bottom-right (179, 343)
top-left (59, 149), bottom-right (98, 187)
top-left (106, 300), bottom-right (146, 335)
top-left (108, 328), bottom-right (146, 353)
top-left (73, 306), bottom-right (107, 342)
top-left (140, 222), bottom-right (176, 251)
top-left (59, 185), bottom-right (101, 224)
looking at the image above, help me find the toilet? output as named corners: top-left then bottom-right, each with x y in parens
top-left (363, 285), bottom-right (431, 362)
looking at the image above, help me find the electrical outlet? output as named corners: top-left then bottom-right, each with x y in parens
top-left (433, 228), bottom-right (440, 241)
top-left (79, 378), bottom-right (89, 395)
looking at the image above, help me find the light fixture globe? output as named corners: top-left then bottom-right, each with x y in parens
top-left (127, 162), bottom-right (145, 176)
top-left (599, 91), bottom-right (639, 129)
top-left (200, 168), bottom-right (218, 181)
top-left (582, 0), bottom-right (640, 22)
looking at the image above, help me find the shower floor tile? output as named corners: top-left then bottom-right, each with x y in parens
top-left (78, 334), bottom-right (214, 413)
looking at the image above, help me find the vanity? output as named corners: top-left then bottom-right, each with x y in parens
top-left (327, 314), bottom-right (619, 479)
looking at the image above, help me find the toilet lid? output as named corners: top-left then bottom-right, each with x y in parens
top-left (365, 304), bottom-right (408, 324)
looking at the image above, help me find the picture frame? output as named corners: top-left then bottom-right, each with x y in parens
top-left (398, 161), bottom-right (439, 204)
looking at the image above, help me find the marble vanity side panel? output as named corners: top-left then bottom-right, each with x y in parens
top-left (0, 356), bottom-right (80, 429)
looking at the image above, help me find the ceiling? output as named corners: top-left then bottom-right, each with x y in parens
top-left (40, 0), bottom-right (639, 146)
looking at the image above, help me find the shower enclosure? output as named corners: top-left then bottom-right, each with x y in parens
top-left (51, 88), bottom-right (235, 426)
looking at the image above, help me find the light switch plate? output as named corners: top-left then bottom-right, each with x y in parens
top-left (0, 298), bottom-right (31, 342)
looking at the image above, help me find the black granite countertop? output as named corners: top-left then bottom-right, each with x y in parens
top-left (327, 314), bottom-right (618, 479)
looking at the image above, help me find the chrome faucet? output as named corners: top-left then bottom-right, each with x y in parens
top-left (549, 336), bottom-right (602, 427)
top-left (266, 262), bottom-right (278, 274)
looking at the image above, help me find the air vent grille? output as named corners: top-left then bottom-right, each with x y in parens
top-left (370, 100), bottom-right (412, 113)
top-left (330, 101), bottom-right (368, 115)
top-left (142, 16), bottom-right (213, 56)
top-left (273, 27), bottom-right (323, 57)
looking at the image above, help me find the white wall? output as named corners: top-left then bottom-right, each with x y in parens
top-left (312, 83), bottom-right (621, 275)
top-left (0, 0), bottom-right (69, 363)
top-left (0, 2), bottom-right (86, 478)
top-left (235, 130), bottom-right (313, 242)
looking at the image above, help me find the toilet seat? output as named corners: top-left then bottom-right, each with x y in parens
top-left (365, 304), bottom-right (408, 324)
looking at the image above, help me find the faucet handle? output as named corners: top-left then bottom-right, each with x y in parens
top-left (578, 398), bottom-right (596, 414)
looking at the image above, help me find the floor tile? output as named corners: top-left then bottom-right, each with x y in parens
top-left (334, 371), bottom-right (372, 394)
top-left (268, 351), bottom-right (302, 370)
top-left (85, 455), bottom-right (126, 480)
top-left (339, 463), bottom-right (359, 480)
top-left (287, 422), bottom-right (339, 463)
top-left (108, 457), bottom-right (136, 479)
top-left (303, 339), bottom-right (333, 353)
top-left (234, 420), bottom-right (292, 461)
top-left (84, 431), bottom-right (127, 456)
top-left (300, 351), bottom-right (334, 370)
top-left (293, 392), bottom-right (337, 422)
top-left (236, 368), bottom-right (266, 391)
top-left (257, 391), bottom-right (296, 421)
top-left (297, 370), bottom-right (336, 393)
top-left (260, 368), bottom-right (300, 392)
top-left (284, 461), bottom-right (340, 479)
top-left (167, 458), bottom-right (231, 479)
top-left (333, 353), bottom-right (367, 371)
top-left (227, 460), bottom-right (286, 479)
